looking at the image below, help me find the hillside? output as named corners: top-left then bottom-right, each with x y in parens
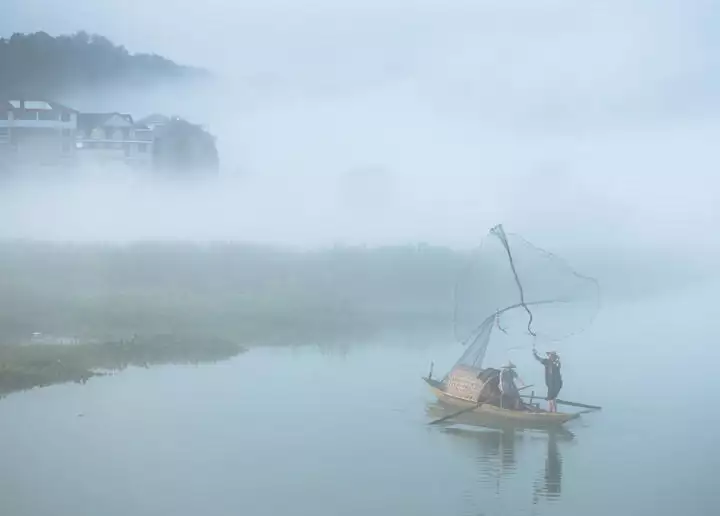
top-left (0, 31), bottom-right (206, 98)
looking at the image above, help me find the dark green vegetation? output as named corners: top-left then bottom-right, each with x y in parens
top-left (154, 118), bottom-right (220, 175)
top-left (0, 335), bottom-right (244, 397)
top-left (0, 31), bottom-right (205, 98)
top-left (0, 242), bottom-right (460, 345)
top-left (0, 240), bottom-right (702, 344)
top-left (0, 242), bottom-right (461, 395)
top-left (0, 240), bottom-right (703, 396)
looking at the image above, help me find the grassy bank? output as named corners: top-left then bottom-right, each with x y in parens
top-left (0, 334), bottom-right (244, 397)
top-left (0, 241), bottom-right (462, 345)
top-left (0, 239), bottom-right (698, 397)
top-left (0, 242), bottom-right (460, 396)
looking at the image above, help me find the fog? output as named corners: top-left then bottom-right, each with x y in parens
top-left (4, 6), bottom-right (720, 515)
top-left (2, 0), bottom-right (719, 257)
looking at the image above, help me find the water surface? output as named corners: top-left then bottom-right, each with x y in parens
top-left (0, 287), bottom-right (718, 516)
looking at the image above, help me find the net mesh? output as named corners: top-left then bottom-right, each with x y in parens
top-left (451, 225), bottom-right (600, 371)
top-left (453, 311), bottom-right (495, 370)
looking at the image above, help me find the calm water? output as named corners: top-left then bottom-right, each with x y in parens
top-left (1, 287), bottom-right (719, 516)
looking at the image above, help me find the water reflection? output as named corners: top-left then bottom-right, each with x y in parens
top-left (533, 431), bottom-right (562, 501)
top-left (427, 402), bottom-right (570, 504)
top-left (314, 340), bottom-right (352, 358)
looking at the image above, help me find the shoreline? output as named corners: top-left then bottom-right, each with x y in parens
top-left (0, 316), bottom-right (449, 398)
top-left (0, 334), bottom-right (245, 398)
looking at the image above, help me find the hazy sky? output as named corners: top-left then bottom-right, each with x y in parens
top-left (2, 0), bottom-right (719, 251)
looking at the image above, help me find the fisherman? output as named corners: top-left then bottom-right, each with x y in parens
top-left (533, 349), bottom-right (563, 412)
top-left (498, 361), bottom-right (525, 410)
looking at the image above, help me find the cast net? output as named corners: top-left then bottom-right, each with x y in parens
top-left (450, 225), bottom-right (600, 373)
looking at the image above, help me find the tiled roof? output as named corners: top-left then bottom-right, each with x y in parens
top-left (77, 112), bottom-right (133, 133)
top-left (137, 114), bottom-right (170, 126)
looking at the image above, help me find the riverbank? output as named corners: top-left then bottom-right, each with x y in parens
top-left (0, 241), bottom-right (458, 345)
top-left (0, 239), bottom-right (692, 398)
top-left (0, 335), bottom-right (245, 397)
top-left (0, 241), bottom-right (456, 397)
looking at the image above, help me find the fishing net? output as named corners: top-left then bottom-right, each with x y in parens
top-left (451, 225), bottom-right (600, 372)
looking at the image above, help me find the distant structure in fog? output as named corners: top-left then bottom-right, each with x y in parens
top-left (0, 99), bottom-right (78, 169)
top-left (0, 99), bottom-right (218, 175)
top-left (137, 114), bottom-right (169, 132)
top-left (76, 112), bottom-right (154, 168)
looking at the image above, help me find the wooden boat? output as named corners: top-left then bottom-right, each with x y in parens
top-left (426, 401), bottom-right (577, 439)
top-left (424, 376), bottom-right (579, 426)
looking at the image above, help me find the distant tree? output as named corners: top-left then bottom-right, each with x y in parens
top-left (0, 31), bottom-right (205, 98)
top-left (153, 118), bottom-right (219, 175)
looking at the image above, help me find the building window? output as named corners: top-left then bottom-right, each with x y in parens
top-left (60, 113), bottom-right (71, 122)
top-left (138, 143), bottom-right (148, 153)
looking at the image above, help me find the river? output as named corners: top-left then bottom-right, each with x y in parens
top-left (0, 285), bottom-right (718, 516)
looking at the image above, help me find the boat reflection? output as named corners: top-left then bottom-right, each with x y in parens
top-left (426, 401), bottom-right (570, 503)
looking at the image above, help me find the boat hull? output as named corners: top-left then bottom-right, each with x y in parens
top-left (425, 378), bottom-right (579, 426)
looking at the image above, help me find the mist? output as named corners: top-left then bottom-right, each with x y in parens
top-left (4, 5), bottom-right (720, 515)
top-left (2, 0), bottom-right (719, 277)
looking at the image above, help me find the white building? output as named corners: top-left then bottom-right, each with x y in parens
top-left (0, 99), bottom-right (78, 168)
top-left (76, 112), bottom-right (154, 168)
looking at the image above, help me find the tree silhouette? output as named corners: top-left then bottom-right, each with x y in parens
top-left (0, 31), bottom-right (205, 98)
top-left (153, 118), bottom-right (220, 175)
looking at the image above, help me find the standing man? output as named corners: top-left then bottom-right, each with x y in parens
top-left (533, 350), bottom-right (563, 412)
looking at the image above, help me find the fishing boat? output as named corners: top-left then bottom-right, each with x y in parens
top-left (424, 400), bottom-right (578, 438)
top-left (424, 224), bottom-right (599, 428)
top-left (424, 302), bottom-right (581, 427)
top-left (423, 375), bottom-right (579, 426)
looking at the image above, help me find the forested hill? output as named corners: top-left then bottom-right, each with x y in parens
top-left (0, 31), bottom-right (206, 97)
